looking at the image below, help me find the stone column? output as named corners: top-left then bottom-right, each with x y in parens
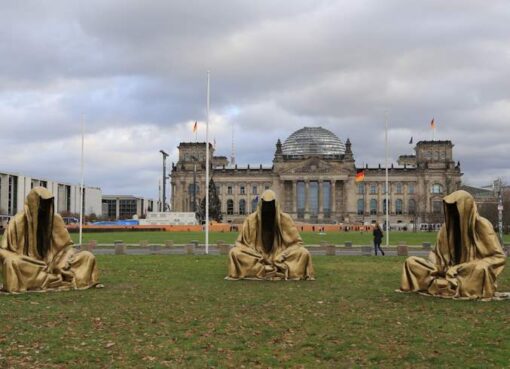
top-left (365, 183), bottom-right (369, 216)
top-left (403, 183), bottom-right (408, 216)
top-left (331, 180), bottom-right (336, 213)
top-left (115, 198), bottom-right (120, 220)
top-left (305, 180), bottom-right (310, 216)
top-left (318, 180), bottom-right (323, 214)
top-left (292, 181), bottom-right (297, 213)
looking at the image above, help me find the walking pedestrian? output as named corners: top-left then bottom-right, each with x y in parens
top-left (373, 222), bottom-right (385, 256)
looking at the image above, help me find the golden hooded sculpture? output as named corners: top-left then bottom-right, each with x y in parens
top-left (226, 190), bottom-right (315, 280)
top-left (400, 190), bottom-right (506, 299)
top-left (0, 187), bottom-right (99, 293)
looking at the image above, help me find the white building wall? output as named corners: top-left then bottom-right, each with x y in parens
top-left (49, 181), bottom-right (59, 205)
top-left (0, 171), bottom-right (102, 217)
top-left (17, 175), bottom-right (31, 213)
top-left (84, 187), bottom-right (102, 216)
top-left (0, 174), bottom-right (8, 213)
top-left (71, 185), bottom-right (79, 215)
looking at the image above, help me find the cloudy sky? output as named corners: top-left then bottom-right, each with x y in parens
top-left (1, 0), bottom-right (509, 199)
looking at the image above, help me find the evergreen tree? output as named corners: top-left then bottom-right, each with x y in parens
top-left (199, 178), bottom-right (223, 222)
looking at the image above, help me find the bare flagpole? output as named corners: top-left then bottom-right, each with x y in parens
top-left (385, 111), bottom-right (389, 248)
top-left (205, 71), bottom-right (210, 254)
top-left (79, 115), bottom-right (85, 247)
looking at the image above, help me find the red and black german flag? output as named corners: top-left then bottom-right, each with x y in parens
top-left (355, 169), bottom-right (365, 182)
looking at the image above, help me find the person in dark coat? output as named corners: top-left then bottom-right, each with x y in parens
top-left (373, 222), bottom-right (385, 256)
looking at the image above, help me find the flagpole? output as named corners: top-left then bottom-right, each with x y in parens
top-left (79, 115), bottom-right (85, 247)
top-left (385, 111), bottom-right (389, 248)
top-left (205, 71), bottom-right (210, 254)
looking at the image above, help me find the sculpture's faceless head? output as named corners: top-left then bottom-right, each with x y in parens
top-left (261, 199), bottom-right (276, 253)
top-left (36, 195), bottom-right (54, 259)
top-left (261, 199), bottom-right (276, 224)
top-left (444, 201), bottom-right (462, 264)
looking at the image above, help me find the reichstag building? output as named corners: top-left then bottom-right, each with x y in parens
top-left (170, 127), bottom-right (462, 225)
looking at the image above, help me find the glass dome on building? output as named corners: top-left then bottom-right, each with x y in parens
top-left (282, 127), bottom-right (346, 157)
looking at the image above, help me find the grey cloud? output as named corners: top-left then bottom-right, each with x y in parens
top-left (1, 0), bottom-right (510, 197)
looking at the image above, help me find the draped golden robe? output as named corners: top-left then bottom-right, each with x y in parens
top-left (0, 187), bottom-right (99, 293)
top-left (226, 190), bottom-right (315, 280)
top-left (401, 190), bottom-right (506, 299)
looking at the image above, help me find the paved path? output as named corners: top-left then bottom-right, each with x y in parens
top-left (84, 245), bottom-right (430, 257)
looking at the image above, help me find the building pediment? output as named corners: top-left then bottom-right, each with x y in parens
top-left (277, 157), bottom-right (350, 175)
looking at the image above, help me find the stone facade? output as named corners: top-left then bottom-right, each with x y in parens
top-left (170, 127), bottom-right (462, 225)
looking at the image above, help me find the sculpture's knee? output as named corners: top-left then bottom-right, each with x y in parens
top-left (78, 250), bottom-right (95, 261)
top-left (472, 262), bottom-right (490, 275)
top-left (297, 247), bottom-right (311, 259)
top-left (404, 256), bottom-right (420, 266)
top-left (0, 250), bottom-right (20, 269)
top-left (229, 247), bottom-right (241, 259)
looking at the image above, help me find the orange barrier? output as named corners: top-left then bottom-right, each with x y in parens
top-left (67, 223), bottom-right (234, 233)
top-left (67, 223), bottom-right (374, 233)
top-left (294, 224), bottom-right (374, 232)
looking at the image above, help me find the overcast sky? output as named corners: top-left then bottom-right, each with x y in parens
top-left (1, 0), bottom-right (509, 199)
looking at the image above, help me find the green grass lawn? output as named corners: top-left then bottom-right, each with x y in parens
top-left (75, 231), bottom-right (439, 246)
top-left (0, 255), bottom-right (509, 368)
top-left (2, 230), bottom-right (510, 246)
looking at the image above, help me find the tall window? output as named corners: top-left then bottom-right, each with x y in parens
top-left (103, 199), bottom-right (117, 219)
top-left (119, 199), bottom-right (137, 219)
top-left (227, 199), bottom-right (234, 215)
top-left (323, 181), bottom-right (331, 218)
top-left (357, 199), bottom-right (364, 215)
top-left (240, 186), bottom-right (245, 195)
top-left (82, 188), bottom-right (86, 216)
top-left (370, 183), bottom-right (377, 194)
top-left (370, 199), bottom-right (377, 215)
top-left (188, 184), bottom-right (199, 212)
top-left (251, 198), bottom-right (258, 212)
top-left (431, 184), bottom-right (443, 194)
top-left (382, 183), bottom-right (387, 194)
top-left (408, 183), bottom-right (415, 194)
top-left (188, 184), bottom-right (199, 196)
top-left (432, 200), bottom-right (442, 213)
top-left (66, 185), bottom-right (71, 212)
top-left (239, 199), bottom-right (246, 215)
top-left (296, 181), bottom-right (305, 219)
top-left (396, 183), bottom-right (402, 194)
top-left (265, 184), bottom-right (270, 190)
top-left (382, 199), bottom-right (390, 213)
top-left (309, 181), bottom-right (319, 217)
top-left (395, 199), bottom-right (403, 215)
top-left (227, 186), bottom-right (232, 195)
top-left (357, 183), bottom-right (365, 194)
top-left (8, 176), bottom-right (18, 216)
top-left (252, 185), bottom-right (257, 195)
top-left (408, 199), bottom-right (416, 215)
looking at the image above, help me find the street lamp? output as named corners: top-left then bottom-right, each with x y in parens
top-left (160, 150), bottom-right (169, 212)
top-left (496, 178), bottom-right (504, 243)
